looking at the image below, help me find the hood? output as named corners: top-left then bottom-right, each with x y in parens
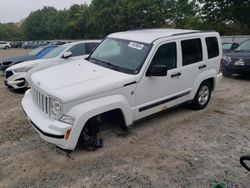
top-left (1, 54), bottom-right (36, 64)
top-left (31, 59), bottom-right (136, 102)
top-left (225, 50), bottom-right (250, 59)
top-left (6, 58), bottom-right (51, 71)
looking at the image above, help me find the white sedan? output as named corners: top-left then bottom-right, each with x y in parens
top-left (4, 40), bottom-right (100, 90)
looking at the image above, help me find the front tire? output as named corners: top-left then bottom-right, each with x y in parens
top-left (191, 81), bottom-right (212, 110)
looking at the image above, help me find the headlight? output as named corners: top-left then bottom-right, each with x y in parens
top-left (60, 115), bottom-right (75, 125)
top-left (222, 55), bottom-right (231, 63)
top-left (14, 66), bottom-right (35, 73)
top-left (49, 98), bottom-right (62, 119)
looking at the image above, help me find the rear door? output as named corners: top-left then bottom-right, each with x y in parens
top-left (176, 37), bottom-right (205, 94)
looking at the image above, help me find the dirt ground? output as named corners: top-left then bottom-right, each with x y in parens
top-left (0, 49), bottom-right (250, 188)
top-left (0, 48), bottom-right (30, 58)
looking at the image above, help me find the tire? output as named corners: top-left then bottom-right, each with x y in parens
top-left (191, 81), bottom-right (212, 110)
top-left (240, 156), bottom-right (250, 172)
top-left (4, 46), bottom-right (9, 49)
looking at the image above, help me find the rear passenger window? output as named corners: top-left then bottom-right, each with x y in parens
top-left (151, 42), bottom-right (177, 70)
top-left (181, 38), bottom-right (202, 66)
top-left (205, 37), bottom-right (219, 58)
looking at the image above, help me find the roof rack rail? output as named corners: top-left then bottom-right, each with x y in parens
top-left (171, 31), bottom-right (199, 36)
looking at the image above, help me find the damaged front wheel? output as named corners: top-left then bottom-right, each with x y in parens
top-left (78, 116), bottom-right (103, 151)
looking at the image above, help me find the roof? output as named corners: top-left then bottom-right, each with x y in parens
top-left (108, 29), bottom-right (203, 44)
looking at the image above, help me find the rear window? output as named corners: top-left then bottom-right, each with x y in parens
top-left (206, 37), bottom-right (219, 59)
top-left (181, 38), bottom-right (203, 66)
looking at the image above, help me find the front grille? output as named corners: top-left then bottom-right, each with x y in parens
top-left (32, 88), bottom-right (49, 115)
top-left (5, 71), bottom-right (13, 78)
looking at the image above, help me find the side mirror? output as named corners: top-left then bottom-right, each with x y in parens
top-left (231, 43), bottom-right (239, 50)
top-left (146, 65), bottom-right (168, 77)
top-left (62, 51), bottom-right (72, 59)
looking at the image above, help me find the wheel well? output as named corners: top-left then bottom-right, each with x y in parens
top-left (85, 109), bottom-right (127, 131)
top-left (77, 109), bottom-right (126, 147)
top-left (203, 77), bottom-right (214, 91)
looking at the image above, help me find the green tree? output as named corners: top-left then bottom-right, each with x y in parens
top-left (198, 0), bottom-right (250, 34)
top-left (0, 23), bottom-right (24, 40)
top-left (22, 7), bottom-right (58, 40)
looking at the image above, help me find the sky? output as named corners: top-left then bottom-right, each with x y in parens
top-left (0, 0), bottom-right (92, 23)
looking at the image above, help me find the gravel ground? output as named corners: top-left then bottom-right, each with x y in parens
top-left (0, 49), bottom-right (250, 188)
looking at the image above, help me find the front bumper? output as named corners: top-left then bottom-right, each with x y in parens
top-left (221, 60), bottom-right (250, 75)
top-left (22, 90), bottom-right (72, 149)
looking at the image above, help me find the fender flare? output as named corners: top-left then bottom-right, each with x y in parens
top-left (190, 69), bottom-right (217, 100)
top-left (65, 95), bottom-right (133, 150)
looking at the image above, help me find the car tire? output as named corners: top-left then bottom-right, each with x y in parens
top-left (222, 72), bottom-right (231, 77)
top-left (191, 81), bottom-right (212, 110)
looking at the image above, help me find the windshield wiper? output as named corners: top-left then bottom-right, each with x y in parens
top-left (88, 57), bottom-right (121, 71)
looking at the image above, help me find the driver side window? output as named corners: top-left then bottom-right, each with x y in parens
top-left (67, 43), bottom-right (86, 57)
top-left (151, 42), bottom-right (177, 70)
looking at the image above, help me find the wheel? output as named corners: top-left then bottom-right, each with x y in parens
top-left (222, 71), bottom-right (231, 77)
top-left (240, 156), bottom-right (250, 172)
top-left (191, 81), bottom-right (212, 110)
top-left (78, 116), bottom-right (103, 150)
top-left (4, 46), bottom-right (9, 49)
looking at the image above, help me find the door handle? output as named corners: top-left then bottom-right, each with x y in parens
top-left (171, 72), bottom-right (181, 78)
top-left (199, 65), bottom-right (207, 69)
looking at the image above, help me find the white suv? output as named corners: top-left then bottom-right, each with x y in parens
top-left (22, 29), bottom-right (222, 151)
top-left (5, 40), bottom-right (100, 90)
top-left (0, 41), bottom-right (11, 49)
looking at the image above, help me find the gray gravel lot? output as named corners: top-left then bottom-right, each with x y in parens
top-left (0, 49), bottom-right (250, 188)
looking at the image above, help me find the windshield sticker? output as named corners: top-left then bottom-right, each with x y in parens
top-left (128, 42), bottom-right (144, 50)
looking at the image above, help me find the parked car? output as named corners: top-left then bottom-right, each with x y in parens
top-left (0, 41), bottom-right (11, 49)
top-left (5, 40), bottom-right (100, 90)
top-left (51, 41), bottom-right (67, 45)
top-left (10, 41), bottom-right (23, 48)
top-left (22, 41), bottom-right (41, 49)
top-left (221, 39), bottom-right (250, 76)
top-left (22, 29), bottom-right (222, 152)
top-left (222, 42), bottom-right (239, 54)
top-left (0, 45), bottom-right (58, 71)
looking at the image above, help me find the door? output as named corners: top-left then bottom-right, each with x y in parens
top-left (177, 37), bottom-right (206, 95)
top-left (135, 41), bottom-right (186, 120)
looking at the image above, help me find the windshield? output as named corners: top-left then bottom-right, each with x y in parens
top-left (42, 45), bottom-right (68, 59)
top-left (236, 40), bottom-right (250, 51)
top-left (27, 47), bottom-right (44, 56)
top-left (88, 38), bottom-right (151, 74)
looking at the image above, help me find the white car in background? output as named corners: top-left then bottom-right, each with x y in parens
top-left (4, 40), bottom-right (100, 90)
top-left (0, 41), bottom-right (11, 49)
